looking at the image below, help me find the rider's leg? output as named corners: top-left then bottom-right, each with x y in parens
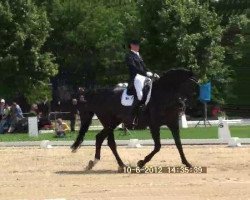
top-left (131, 80), bottom-right (151, 126)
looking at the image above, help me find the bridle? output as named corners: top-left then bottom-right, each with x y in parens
top-left (178, 97), bottom-right (187, 114)
top-left (178, 76), bottom-right (199, 115)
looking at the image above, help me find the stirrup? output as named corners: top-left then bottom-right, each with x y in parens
top-left (139, 104), bottom-right (146, 112)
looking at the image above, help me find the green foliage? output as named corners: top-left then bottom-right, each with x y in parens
top-left (227, 14), bottom-right (250, 105)
top-left (0, 0), bottom-right (248, 105)
top-left (0, 0), bottom-right (58, 102)
top-left (42, 0), bottom-right (138, 87)
top-left (138, 0), bottom-right (244, 103)
top-left (209, 0), bottom-right (250, 104)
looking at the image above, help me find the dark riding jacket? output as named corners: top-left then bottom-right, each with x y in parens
top-left (125, 51), bottom-right (148, 85)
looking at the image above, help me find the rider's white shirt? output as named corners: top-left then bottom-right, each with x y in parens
top-left (131, 50), bottom-right (140, 58)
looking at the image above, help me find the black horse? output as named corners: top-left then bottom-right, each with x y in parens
top-left (71, 69), bottom-right (199, 170)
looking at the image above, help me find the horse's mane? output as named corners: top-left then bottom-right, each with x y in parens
top-left (157, 68), bottom-right (194, 84)
top-left (79, 68), bottom-right (195, 99)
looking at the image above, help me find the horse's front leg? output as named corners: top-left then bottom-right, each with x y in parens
top-left (137, 126), bottom-right (161, 168)
top-left (169, 125), bottom-right (192, 168)
top-left (166, 114), bottom-right (192, 168)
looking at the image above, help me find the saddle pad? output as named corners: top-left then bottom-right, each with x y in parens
top-left (121, 89), bottom-right (134, 106)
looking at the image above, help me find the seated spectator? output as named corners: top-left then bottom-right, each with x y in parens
top-left (0, 103), bottom-right (11, 134)
top-left (29, 104), bottom-right (39, 116)
top-left (55, 118), bottom-right (70, 138)
top-left (8, 102), bottom-right (24, 133)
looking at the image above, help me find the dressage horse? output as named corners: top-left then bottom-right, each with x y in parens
top-left (71, 69), bottom-right (199, 170)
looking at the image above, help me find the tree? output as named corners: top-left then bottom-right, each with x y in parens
top-left (0, 0), bottom-right (58, 102)
top-left (138, 0), bottom-right (235, 103)
top-left (42, 0), bottom-right (138, 90)
top-left (208, 0), bottom-right (250, 105)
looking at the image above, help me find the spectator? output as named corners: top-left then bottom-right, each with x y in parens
top-left (0, 99), bottom-right (5, 120)
top-left (55, 118), bottom-right (70, 137)
top-left (29, 104), bottom-right (39, 116)
top-left (8, 102), bottom-right (24, 133)
top-left (70, 99), bottom-right (78, 131)
top-left (0, 103), bottom-right (11, 134)
top-left (79, 95), bottom-right (85, 102)
top-left (212, 105), bottom-right (221, 118)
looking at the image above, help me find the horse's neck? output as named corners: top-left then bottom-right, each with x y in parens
top-left (153, 79), bottom-right (180, 93)
top-left (151, 81), bottom-right (181, 105)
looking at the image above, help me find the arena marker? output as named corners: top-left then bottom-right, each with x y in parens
top-left (28, 116), bottom-right (39, 137)
top-left (179, 113), bottom-right (188, 128)
top-left (228, 137), bottom-right (241, 147)
top-left (218, 118), bottom-right (231, 142)
top-left (40, 140), bottom-right (52, 149)
top-left (128, 139), bottom-right (142, 148)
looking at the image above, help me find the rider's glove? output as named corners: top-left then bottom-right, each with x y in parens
top-left (146, 72), bottom-right (153, 77)
top-left (154, 73), bottom-right (160, 79)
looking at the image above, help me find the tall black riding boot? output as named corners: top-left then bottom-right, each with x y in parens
top-left (132, 104), bottom-right (139, 127)
top-left (132, 101), bottom-right (146, 128)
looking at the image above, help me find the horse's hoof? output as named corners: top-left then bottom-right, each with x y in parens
top-left (184, 162), bottom-right (192, 168)
top-left (118, 164), bottom-right (128, 173)
top-left (71, 148), bottom-right (77, 153)
top-left (70, 145), bottom-right (78, 153)
top-left (85, 160), bottom-right (94, 170)
top-left (137, 160), bottom-right (145, 168)
top-left (118, 166), bottom-right (125, 173)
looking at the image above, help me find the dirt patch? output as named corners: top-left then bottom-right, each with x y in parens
top-left (0, 145), bottom-right (249, 200)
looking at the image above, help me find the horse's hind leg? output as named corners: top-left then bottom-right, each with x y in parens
top-left (137, 126), bottom-right (161, 168)
top-left (87, 132), bottom-right (126, 171)
top-left (71, 112), bottom-right (94, 152)
top-left (85, 112), bottom-right (125, 171)
top-left (87, 129), bottom-right (125, 171)
top-left (86, 128), bottom-right (109, 170)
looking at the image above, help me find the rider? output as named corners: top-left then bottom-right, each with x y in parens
top-left (125, 39), bottom-right (159, 124)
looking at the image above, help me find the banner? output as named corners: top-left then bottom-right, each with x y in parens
top-left (199, 82), bottom-right (211, 102)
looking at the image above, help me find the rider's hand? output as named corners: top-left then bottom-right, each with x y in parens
top-left (146, 71), bottom-right (153, 77)
top-left (154, 73), bottom-right (160, 79)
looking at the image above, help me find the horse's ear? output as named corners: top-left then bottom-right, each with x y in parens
top-left (190, 70), bottom-right (194, 77)
top-left (187, 67), bottom-right (193, 74)
top-left (189, 67), bottom-right (193, 72)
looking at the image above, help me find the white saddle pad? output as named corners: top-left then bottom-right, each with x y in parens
top-left (120, 74), bottom-right (153, 107)
top-left (121, 89), bottom-right (134, 106)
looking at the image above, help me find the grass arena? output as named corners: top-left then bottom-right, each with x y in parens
top-left (0, 145), bottom-right (249, 200)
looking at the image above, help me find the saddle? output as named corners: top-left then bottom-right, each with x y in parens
top-left (121, 74), bottom-right (152, 107)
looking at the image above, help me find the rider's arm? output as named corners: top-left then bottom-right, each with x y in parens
top-left (126, 54), bottom-right (147, 76)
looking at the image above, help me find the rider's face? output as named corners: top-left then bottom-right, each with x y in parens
top-left (130, 44), bottom-right (140, 52)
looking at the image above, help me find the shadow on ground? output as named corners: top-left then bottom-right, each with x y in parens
top-left (55, 169), bottom-right (119, 175)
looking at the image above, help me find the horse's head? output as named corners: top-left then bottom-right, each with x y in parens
top-left (178, 75), bottom-right (200, 109)
top-left (157, 68), bottom-right (199, 108)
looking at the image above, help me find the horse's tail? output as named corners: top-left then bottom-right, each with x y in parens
top-left (71, 111), bottom-right (94, 152)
